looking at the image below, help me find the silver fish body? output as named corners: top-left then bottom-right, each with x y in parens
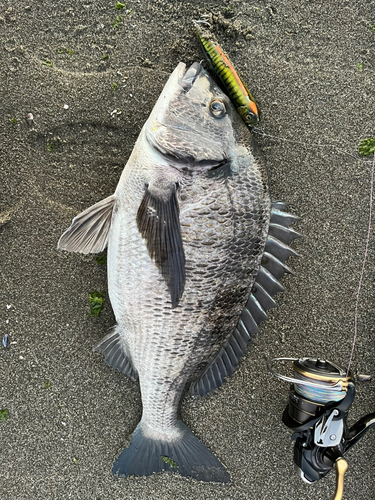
top-left (58, 61), bottom-right (299, 482)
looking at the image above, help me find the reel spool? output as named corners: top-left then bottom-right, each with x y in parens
top-left (283, 358), bottom-right (350, 429)
top-left (267, 356), bottom-right (375, 500)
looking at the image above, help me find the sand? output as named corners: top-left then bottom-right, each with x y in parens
top-left (1, 1), bottom-right (374, 499)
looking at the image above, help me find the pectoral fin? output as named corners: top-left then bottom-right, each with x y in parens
top-left (136, 184), bottom-right (185, 308)
top-left (58, 194), bottom-right (115, 253)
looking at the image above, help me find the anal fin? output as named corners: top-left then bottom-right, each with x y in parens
top-left (94, 326), bottom-right (138, 381)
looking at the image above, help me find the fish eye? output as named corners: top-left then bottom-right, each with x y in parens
top-left (209, 99), bottom-right (226, 118)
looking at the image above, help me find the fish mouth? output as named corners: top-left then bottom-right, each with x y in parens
top-left (179, 62), bottom-right (202, 91)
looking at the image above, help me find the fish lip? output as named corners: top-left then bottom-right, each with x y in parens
top-left (176, 61), bottom-right (187, 80)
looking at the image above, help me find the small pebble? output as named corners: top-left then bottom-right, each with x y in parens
top-left (25, 113), bottom-right (34, 125)
top-left (63, 104), bottom-right (69, 110)
top-left (2, 334), bottom-right (9, 348)
top-left (357, 374), bottom-right (372, 382)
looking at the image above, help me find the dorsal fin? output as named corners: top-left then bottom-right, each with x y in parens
top-left (268, 223), bottom-right (301, 245)
top-left (190, 202), bottom-right (300, 397)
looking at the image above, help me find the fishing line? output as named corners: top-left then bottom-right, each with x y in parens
top-left (252, 126), bottom-right (373, 163)
top-left (293, 371), bottom-right (347, 403)
top-left (196, 19), bottom-right (375, 492)
top-left (263, 149), bottom-right (374, 402)
top-left (346, 151), bottom-right (375, 378)
top-left (255, 124), bottom-right (375, 383)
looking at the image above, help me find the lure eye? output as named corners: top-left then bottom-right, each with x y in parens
top-left (246, 111), bottom-right (259, 124)
top-left (209, 99), bottom-right (226, 118)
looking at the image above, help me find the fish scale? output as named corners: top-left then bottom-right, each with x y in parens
top-left (58, 61), bottom-right (299, 483)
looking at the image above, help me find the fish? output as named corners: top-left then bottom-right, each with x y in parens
top-left (195, 22), bottom-right (259, 126)
top-left (58, 61), bottom-right (299, 483)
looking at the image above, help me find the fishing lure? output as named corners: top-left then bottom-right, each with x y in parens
top-left (194, 22), bottom-right (259, 126)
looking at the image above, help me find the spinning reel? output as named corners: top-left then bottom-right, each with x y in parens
top-left (268, 357), bottom-right (375, 500)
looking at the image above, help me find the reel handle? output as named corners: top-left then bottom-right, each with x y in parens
top-left (332, 458), bottom-right (348, 500)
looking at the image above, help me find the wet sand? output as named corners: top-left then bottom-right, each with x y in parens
top-left (1, 1), bottom-right (374, 499)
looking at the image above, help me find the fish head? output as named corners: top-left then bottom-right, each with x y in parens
top-left (145, 62), bottom-right (248, 170)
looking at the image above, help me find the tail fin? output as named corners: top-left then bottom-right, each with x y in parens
top-left (112, 422), bottom-right (230, 483)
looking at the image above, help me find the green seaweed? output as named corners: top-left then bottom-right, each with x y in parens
top-left (112, 15), bottom-right (123, 28)
top-left (43, 60), bottom-right (52, 67)
top-left (46, 142), bottom-right (57, 152)
top-left (112, 82), bottom-right (118, 90)
top-left (358, 137), bottom-right (375, 156)
top-left (357, 62), bottom-right (363, 71)
top-left (102, 54), bottom-right (109, 60)
top-left (9, 118), bottom-right (17, 124)
top-left (371, 24), bottom-right (375, 33)
top-left (89, 291), bottom-right (105, 317)
top-left (73, 457), bottom-right (78, 464)
top-left (96, 254), bottom-right (107, 266)
top-left (160, 456), bottom-right (178, 468)
top-left (44, 381), bottom-right (51, 389)
top-left (58, 47), bottom-right (74, 55)
top-left (0, 409), bottom-right (9, 422)
top-left (116, 1), bottom-right (126, 9)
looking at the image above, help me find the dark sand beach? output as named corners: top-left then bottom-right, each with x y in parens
top-left (1, 1), bottom-right (374, 498)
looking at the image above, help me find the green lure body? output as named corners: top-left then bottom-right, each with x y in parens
top-left (196, 26), bottom-right (259, 126)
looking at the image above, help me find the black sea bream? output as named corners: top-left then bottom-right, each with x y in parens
top-left (58, 61), bottom-right (299, 482)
